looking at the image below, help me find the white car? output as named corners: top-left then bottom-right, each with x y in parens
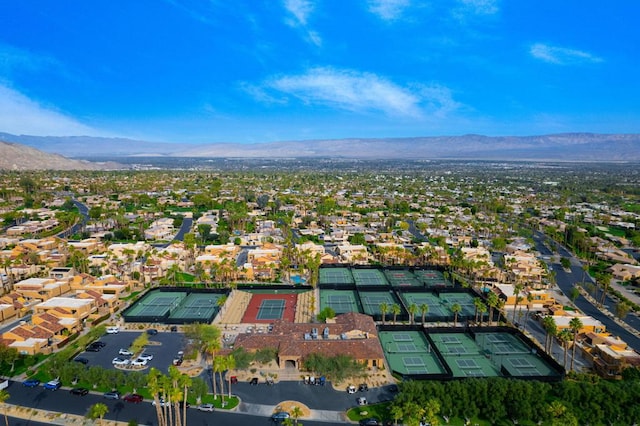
top-left (347, 385), bottom-right (356, 394)
top-left (106, 326), bottom-right (119, 334)
top-left (118, 349), bottom-right (133, 356)
top-left (131, 358), bottom-right (148, 367)
top-left (112, 357), bottom-right (130, 366)
top-left (357, 397), bottom-right (368, 406)
top-left (138, 353), bottom-right (153, 361)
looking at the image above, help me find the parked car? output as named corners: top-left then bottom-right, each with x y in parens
top-left (147, 329), bottom-right (158, 335)
top-left (44, 378), bottom-right (61, 390)
top-left (170, 325), bottom-right (178, 332)
top-left (106, 326), bottom-right (119, 334)
top-left (197, 403), bottom-right (214, 412)
top-left (131, 358), bottom-right (147, 366)
top-left (74, 357), bottom-right (89, 365)
top-left (118, 348), bottom-right (133, 356)
top-left (124, 393), bottom-right (143, 403)
top-left (70, 387), bottom-right (89, 396)
top-left (359, 383), bottom-right (369, 392)
top-left (172, 357), bottom-right (183, 366)
top-left (92, 341), bottom-right (107, 348)
top-left (23, 379), bottom-right (40, 388)
top-left (152, 398), bottom-right (170, 407)
top-left (357, 397), bottom-right (368, 406)
top-left (271, 411), bottom-right (290, 422)
top-left (85, 345), bottom-right (101, 352)
top-left (347, 385), bottom-right (357, 394)
top-left (112, 357), bottom-right (130, 366)
top-left (359, 419), bottom-right (380, 426)
top-left (138, 353), bottom-right (154, 361)
top-left (249, 377), bottom-right (259, 385)
top-left (103, 391), bottom-right (121, 399)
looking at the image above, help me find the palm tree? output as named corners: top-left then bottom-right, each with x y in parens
top-left (148, 368), bottom-right (167, 426)
top-left (477, 303), bottom-right (487, 326)
top-left (379, 302), bottom-right (389, 325)
top-left (0, 389), bottom-right (9, 426)
top-left (486, 291), bottom-right (499, 326)
top-left (451, 303), bottom-right (462, 326)
top-left (86, 402), bottom-right (109, 426)
top-left (226, 354), bottom-right (236, 398)
top-left (419, 303), bottom-right (429, 325)
top-left (542, 316), bottom-right (557, 354)
top-left (524, 292), bottom-right (534, 332)
top-left (512, 284), bottom-right (524, 323)
top-left (558, 329), bottom-right (572, 369)
top-left (569, 317), bottom-right (583, 371)
top-left (391, 303), bottom-right (401, 325)
top-left (290, 405), bottom-right (304, 425)
top-left (213, 355), bottom-right (226, 402)
top-left (407, 303), bottom-right (417, 325)
top-left (473, 297), bottom-right (483, 323)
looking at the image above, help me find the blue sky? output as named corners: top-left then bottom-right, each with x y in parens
top-left (1, 0), bottom-right (639, 143)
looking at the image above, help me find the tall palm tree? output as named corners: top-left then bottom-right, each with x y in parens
top-left (477, 303), bottom-right (487, 326)
top-left (512, 284), bottom-right (524, 323)
top-left (213, 355), bottom-right (226, 403)
top-left (148, 368), bottom-right (167, 426)
top-left (569, 317), bottom-right (583, 371)
top-left (407, 303), bottom-right (417, 325)
top-left (486, 292), bottom-right (499, 326)
top-left (542, 316), bottom-right (557, 354)
top-left (558, 329), bottom-right (572, 369)
top-left (379, 302), bottom-right (389, 325)
top-left (419, 303), bottom-right (429, 325)
top-left (226, 354), bottom-right (236, 398)
top-left (524, 292), bottom-right (534, 332)
top-left (473, 297), bottom-right (483, 323)
top-left (451, 303), bottom-right (462, 327)
top-left (391, 303), bottom-right (401, 324)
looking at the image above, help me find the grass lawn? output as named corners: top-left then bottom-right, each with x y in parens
top-left (347, 402), bottom-right (393, 423)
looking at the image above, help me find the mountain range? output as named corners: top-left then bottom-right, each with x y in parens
top-left (1, 132), bottom-right (639, 164)
top-left (0, 141), bottom-right (117, 170)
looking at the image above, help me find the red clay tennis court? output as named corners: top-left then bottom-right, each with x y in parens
top-left (242, 293), bottom-right (297, 323)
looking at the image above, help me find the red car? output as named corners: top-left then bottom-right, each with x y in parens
top-left (124, 394), bottom-right (143, 403)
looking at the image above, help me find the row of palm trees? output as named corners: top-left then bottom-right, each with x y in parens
top-left (542, 315), bottom-right (584, 371)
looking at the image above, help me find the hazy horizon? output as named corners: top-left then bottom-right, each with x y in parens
top-left (2, 1), bottom-right (639, 144)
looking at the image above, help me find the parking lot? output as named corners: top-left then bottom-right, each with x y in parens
top-left (76, 329), bottom-right (188, 373)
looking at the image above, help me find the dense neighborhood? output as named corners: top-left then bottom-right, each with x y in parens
top-left (0, 162), bottom-right (639, 425)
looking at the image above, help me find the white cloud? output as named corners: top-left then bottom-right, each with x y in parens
top-left (282, 0), bottom-right (322, 46)
top-left (530, 43), bottom-right (603, 65)
top-left (283, 0), bottom-right (314, 26)
top-left (256, 67), bottom-right (459, 118)
top-left (368, 0), bottom-right (411, 21)
top-left (452, 0), bottom-right (499, 21)
top-left (0, 83), bottom-right (101, 136)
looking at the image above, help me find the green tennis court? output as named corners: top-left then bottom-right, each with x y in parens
top-left (384, 270), bottom-right (422, 287)
top-left (439, 292), bottom-right (477, 318)
top-left (320, 289), bottom-right (362, 314)
top-left (353, 269), bottom-right (389, 286)
top-left (400, 292), bottom-right (450, 319)
top-left (256, 299), bottom-right (286, 320)
top-left (414, 269), bottom-right (452, 287)
top-left (319, 268), bottom-right (354, 285)
top-left (358, 291), bottom-right (401, 316)
top-left (430, 332), bottom-right (500, 378)
top-left (126, 292), bottom-right (187, 318)
top-left (379, 331), bottom-right (446, 376)
top-left (170, 293), bottom-right (221, 321)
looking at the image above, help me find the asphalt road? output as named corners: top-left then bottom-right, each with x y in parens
top-left (532, 232), bottom-right (640, 352)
